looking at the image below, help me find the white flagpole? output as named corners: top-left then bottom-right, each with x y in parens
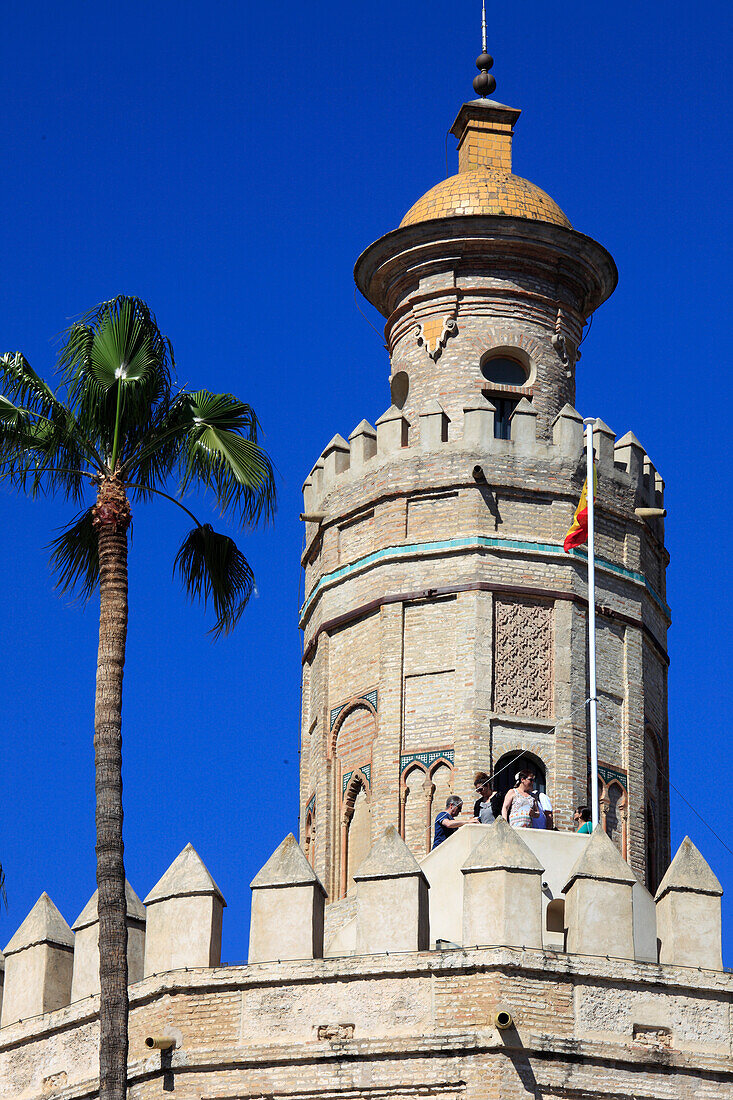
top-left (583, 417), bottom-right (600, 828)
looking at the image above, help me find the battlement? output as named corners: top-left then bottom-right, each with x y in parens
top-left (0, 829), bottom-right (722, 1040)
top-left (302, 403), bottom-right (665, 518)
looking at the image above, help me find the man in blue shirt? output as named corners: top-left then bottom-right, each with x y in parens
top-left (433, 795), bottom-right (469, 848)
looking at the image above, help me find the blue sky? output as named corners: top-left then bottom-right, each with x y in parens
top-left (1, 0), bottom-right (732, 966)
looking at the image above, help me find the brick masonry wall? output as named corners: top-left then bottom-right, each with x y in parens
top-left (3, 950), bottom-right (730, 1100)
top-left (300, 422), bottom-right (670, 895)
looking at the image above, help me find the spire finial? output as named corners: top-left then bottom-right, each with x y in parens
top-left (473, 1), bottom-right (496, 98)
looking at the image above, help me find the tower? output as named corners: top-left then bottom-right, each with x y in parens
top-left (299, 51), bottom-right (670, 908)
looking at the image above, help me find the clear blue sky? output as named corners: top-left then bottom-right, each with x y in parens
top-left (1, 0), bottom-right (732, 966)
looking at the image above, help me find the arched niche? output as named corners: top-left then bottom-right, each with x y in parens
top-left (492, 749), bottom-right (547, 811)
top-left (341, 771), bottom-right (372, 898)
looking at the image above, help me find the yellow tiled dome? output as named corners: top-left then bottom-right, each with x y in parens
top-left (400, 169), bottom-right (571, 229)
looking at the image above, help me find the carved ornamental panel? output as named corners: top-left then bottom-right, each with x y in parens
top-left (493, 596), bottom-right (553, 719)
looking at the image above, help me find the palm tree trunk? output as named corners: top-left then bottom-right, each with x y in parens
top-left (93, 478), bottom-right (132, 1100)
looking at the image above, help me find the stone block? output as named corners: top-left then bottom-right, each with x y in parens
top-left (348, 420), bottom-right (377, 470)
top-left (1, 893), bottom-right (73, 1026)
top-left (307, 460), bottom-right (324, 506)
top-left (375, 405), bottom-right (409, 454)
top-left (143, 844), bottom-right (226, 976)
top-left (463, 399), bottom-right (495, 450)
top-left (643, 456), bottom-right (657, 505)
top-left (354, 826), bottom-right (429, 953)
top-left (563, 825), bottom-right (636, 960)
top-left (70, 880), bottom-right (146, 1001)
top-left (510, 397), bottom-right (538, 453)
top-left (322, 434), bottom-right (350, 487)
top-left (249, 834), bottom-right (327, 963)
top-left (591, 419), bottom-right (615, 472)
top-left (552, 403), bottom-right (583, 457)
top-left (614, 430), bottom-right (645, 487)
top-left (419, 400), bottom-right (450, 449)
top-left (655, 837), bottom-right (723, 970)
top-left (461, 818), bottom-right (544, 949)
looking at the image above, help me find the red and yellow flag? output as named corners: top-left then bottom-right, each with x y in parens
top-left (564, 467), bottom-right (597, 552)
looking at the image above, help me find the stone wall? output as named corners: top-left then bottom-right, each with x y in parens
top-left (2, 950), bottom-right (729, 1100)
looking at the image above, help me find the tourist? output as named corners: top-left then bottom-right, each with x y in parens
top-left (502, 769), bottom-right (540, 828)
top-left (531, 788), bottom-right (554, 830)
top-left (473, 772), bottom-right (496, 824)
top-left (433, 795), bottom-right (472, 848)
top-left (574, 805), bottom-right (592, 833)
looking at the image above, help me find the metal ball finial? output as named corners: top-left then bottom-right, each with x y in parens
top-left (474, 1), bottom-right (496, 98)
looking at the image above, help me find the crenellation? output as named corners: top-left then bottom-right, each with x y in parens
top-left (591, 417), bottom-right (616, 473)
top-left (615, 430), bottom-right (646, 493)
top-left (552, 402), bottom-right (584, 457)
top-left (509, 395), bottom-right (538, 452)
top-left (375, 404), bottom-right (410, 454)
top-left (321, 434), bottom-right (350, 487)
top-left (304, 409), bottom-right (666, 521)
top-left (419, 400), bottom-right (450, 449)
top-left (348, 418), bottom-right (377, 469)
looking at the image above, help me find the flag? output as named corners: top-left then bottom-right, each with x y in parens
top-left (564, 467), bottom-right (597, 552)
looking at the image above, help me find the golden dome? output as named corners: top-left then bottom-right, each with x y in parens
top-left (399, 169), bottom-right (572, 230)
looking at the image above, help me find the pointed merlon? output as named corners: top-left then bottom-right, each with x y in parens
top-left (72, 880), bottom-right (146, 932)
top-left (251, 833), bottom-right (326, 892)
top-left (349, 419), bottom-right (377, 441)
top-left (655, 836), bottom-right (723, 901)
top-left (420, 399), bottom-right (447, 416)
top-left (375, 405), bottom-right (407, 425)
top-left (512, 396), bottom-right (537, 416)
top-left (3, 893), bottom-right (74, 956)
top-left (322, 434), bottom-right (349, 455)
top-left (563, 824), bottom-right (637, 893)
top-left (353, 825), bottom-right (427, 881)
top-left (464, 396), bottom-right (496, 413)
top-left (144, 842), bottom-right (226, 907)
top-left (552, 403), bottom-right (583, 425)
top-left (615, 430), bottom-right (644, 450)
top-left (462, 816), bottom-right (543, 874)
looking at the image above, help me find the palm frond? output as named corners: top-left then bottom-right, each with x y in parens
top-left (57, 297), bottom-right (174, 466)
top-left (0, 391), bottom-right (93, 503)
top-left (173, 523), bottom-right (255, 639)
top-left (48, 507), bottom-right (100, 602)
top-left (122, 391), bottom-right (193, 499)
top-left (0, 862), bottom-right (6, 909)
top-left (179, 391), bottom-right (276, 527)
top-left (0, 353), bottom-right (63, 418)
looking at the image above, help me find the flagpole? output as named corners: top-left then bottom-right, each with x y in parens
top-left (583, 417), bottom-right (600, 829)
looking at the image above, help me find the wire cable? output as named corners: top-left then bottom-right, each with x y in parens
top-left (353, 287), bottom-right (386, 347)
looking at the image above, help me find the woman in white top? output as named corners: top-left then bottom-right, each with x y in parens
top-left (502, 769), bottom-right (540, 828)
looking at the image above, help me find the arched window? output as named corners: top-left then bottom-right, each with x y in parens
top-left (598, 777), bottom-right (627, 859)
top-left (304, 806), bottom-right (315, 867)
top-left (429, 760), bottom-right (454, 846)
top-left (341, 775), bottom-right (372, 898)
top-left (481, 356), bottom-right (529, 387)
top-left (546, 899), bottom-right (565, 934)
top-left (401, 764), bottom-right (430, 855)
top-left (492, 751), bottom-right (546, 811)
top-left (480, 352), bottom-right (530, 441)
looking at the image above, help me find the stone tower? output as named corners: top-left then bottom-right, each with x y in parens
top-left (299, 89), bottom-right (670, 905)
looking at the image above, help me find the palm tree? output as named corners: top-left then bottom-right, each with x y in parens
top-left (0, 296), bottom-right (275, 1100)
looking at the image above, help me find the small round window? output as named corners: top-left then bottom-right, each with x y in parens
top-left (480, 356), bottom-right (528, 387)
